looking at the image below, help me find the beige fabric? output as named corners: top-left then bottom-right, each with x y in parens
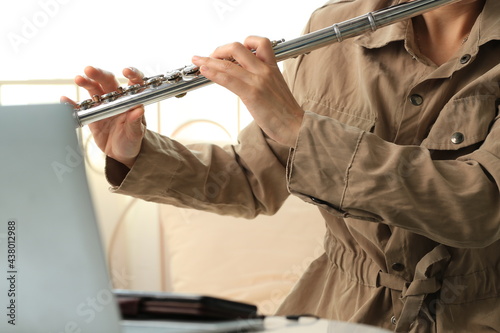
top-left (106, 0), bottom-right (500, 331)
top-left (105, 170), bottom-right (326, 317)
top-left (157, 195), bottom-right (325, 315)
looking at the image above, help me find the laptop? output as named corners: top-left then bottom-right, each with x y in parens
top-left (0, 104), bottom-right (263, 333)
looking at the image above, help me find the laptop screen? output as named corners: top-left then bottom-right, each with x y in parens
top-left (0, 104), bottom-right (121, 333)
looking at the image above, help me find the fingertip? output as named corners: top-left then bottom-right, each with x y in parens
top-left (83, 65), bottom-right (99, 76)
top-left (244, 36), bottom-right (276, 65)
top-left (127, 106), bottom-right (146, 126)
top-left (199, 65), bottom-right (210, 75)
top-left (192, 55), bottom-right (208, 68)
top-left (123, 67), bottom-right (144, 83)
top-left (244, 35), bottom-right (270, 46)
top-left (60, 96), bottom-right (77, 106)
top-left (132, 104), bottom-right (145, 116)
top-left (74, 74), bottom-right (88, 86)
top-left (123, 67), bottom-right (136, 76)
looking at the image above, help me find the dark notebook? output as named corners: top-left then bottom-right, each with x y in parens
top-left (115, 290), bottom-right (259, 322)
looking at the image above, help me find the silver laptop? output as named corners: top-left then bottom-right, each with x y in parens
top-left (0, 103), bottom-right (263, 333)
top-left (0, 103), bottom-right (121, 333)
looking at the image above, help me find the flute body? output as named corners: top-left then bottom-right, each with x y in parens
top-left (74, 0), bottom-right (461, 127)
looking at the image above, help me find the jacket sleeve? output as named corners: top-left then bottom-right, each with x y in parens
top-left (105, 121), bottom-right (291, 219)
top-left (287, 108), bottom-right (500, 249)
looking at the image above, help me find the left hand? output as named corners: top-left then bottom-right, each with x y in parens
top-left (61, 66), bottom-right (147, 169)
top-left (192, 36), bottom-right (304, 147)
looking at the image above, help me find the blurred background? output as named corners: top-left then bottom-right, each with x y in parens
top-left (0, 0), bottom-right (326, 147)
top-left (1, 0), bottom-right (324, 93)
top-left (0, 0), bottom-right (327, 314)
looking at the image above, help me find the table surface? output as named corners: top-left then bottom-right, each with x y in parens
top-left (121, 316), bottom-right (391, 333)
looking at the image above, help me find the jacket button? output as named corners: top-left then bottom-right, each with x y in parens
top-left (310, 196), bottom-right (329, 206)
top-left (409, 94), bottom-right (423, 106)
top-left (310, 197), bottom-right (321, 204)
top-left (391, 316), bottom-right (397, 325)
top-left (451, 132), bottom-right (465, 144)
top-left (460, 54), bottom-right (471, 64)
top-left (391, 263), bottom-right (405, 271)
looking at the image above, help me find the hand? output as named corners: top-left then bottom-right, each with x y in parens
top-left (191, 36), bottom-right (304, 147)
top-left (61, 66), bottom-right (146, 169)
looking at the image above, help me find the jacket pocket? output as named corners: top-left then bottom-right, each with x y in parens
top-left (421, 95), bottom-right (498, 151)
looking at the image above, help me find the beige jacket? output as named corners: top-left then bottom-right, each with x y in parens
top-left (106, 0), bottom-right (500, 331)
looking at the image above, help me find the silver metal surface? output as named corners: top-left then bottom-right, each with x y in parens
top-left (74, 0), bottom-right (461, 127)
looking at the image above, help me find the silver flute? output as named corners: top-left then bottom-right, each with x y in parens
top-left (75, 0), bottom-right (461, 127)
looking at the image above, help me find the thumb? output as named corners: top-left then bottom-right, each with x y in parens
top-left (125, 106), bottom-right (146, 137)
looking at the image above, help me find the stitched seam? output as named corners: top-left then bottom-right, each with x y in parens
top-left (449, 94), bottom-right (497, 103)
top-left (425, 95), bottom-right (497, 145)
top-left (425, 134), bottom-right (487, 147)
top-left (444, 266), bottom-right (491, 279)
top-left (165, 187), bottom-right (257, 217)
top-left (164, 153), bottom-right (183, 191)
top-left (303, 98), bottom-right (374, 122)
top-left (441, 293), bottom-right (500, 306)
top-left (340, 131), bottom-right (365, 209)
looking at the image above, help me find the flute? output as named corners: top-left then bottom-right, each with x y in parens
top-left (74, 0), bottom-right (461, 127)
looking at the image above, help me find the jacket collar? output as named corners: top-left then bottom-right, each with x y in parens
top-left (354, 0), bottom-right (500, 50)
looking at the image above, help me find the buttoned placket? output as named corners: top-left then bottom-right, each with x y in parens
top-left (390, 53), bottom-right (434, 145)
top-left (395, 47), bottom-right (477, 146)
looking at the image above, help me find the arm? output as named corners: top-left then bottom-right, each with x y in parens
top-left (106, 122), bottom-right (291, 218)
top-left (192, 36), bottom-right (500, 248)
top-left (67, 66), bottom-right (291, 218)
top-left (287, 108), bottom-right (500, 248)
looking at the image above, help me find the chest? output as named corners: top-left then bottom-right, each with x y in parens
top-left (288, 40), bottom-right (499, 150)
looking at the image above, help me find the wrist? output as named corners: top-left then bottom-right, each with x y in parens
top-left (121, 156), bottom-right (137, 170)
top-left (275, 110), bottom-right (303, 147)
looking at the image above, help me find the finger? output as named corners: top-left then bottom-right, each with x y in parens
top-left (209, 42), bottom-right (264, 72)
top-left (123, 67), bottom-right (145, 85)
top-left (243, 36), bottom-right (277, 66)
top-left (74, 74), bottom-right (105, 98)
top-left (126, 106), bottom-right (146, 132)
top-left (60, 95), bottom-right (77, 107)
top-left (83, 66), bottom-right (121, 93)
top-left (192, 55), bottom-right (248, 81)
top-left (192, 56), bottom-right (249, 96)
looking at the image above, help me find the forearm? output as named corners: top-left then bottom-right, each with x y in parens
top-left (106, 123), bottom-right (291, 218)
top-left (287, 111), bottom-right (500, 248)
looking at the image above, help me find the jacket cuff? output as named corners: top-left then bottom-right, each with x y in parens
top-left (104, 130), bottom-right (181, 196)
top-left (105, 156), bottom-right (131, 188)
top-left (286, 111), bottom-right (378, 221)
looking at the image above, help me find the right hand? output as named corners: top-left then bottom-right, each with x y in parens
top-left (61, 66), bottom-right (146, 169)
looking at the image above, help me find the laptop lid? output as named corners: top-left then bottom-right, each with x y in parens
top-left (0, 103), bottom-right (121, 333)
